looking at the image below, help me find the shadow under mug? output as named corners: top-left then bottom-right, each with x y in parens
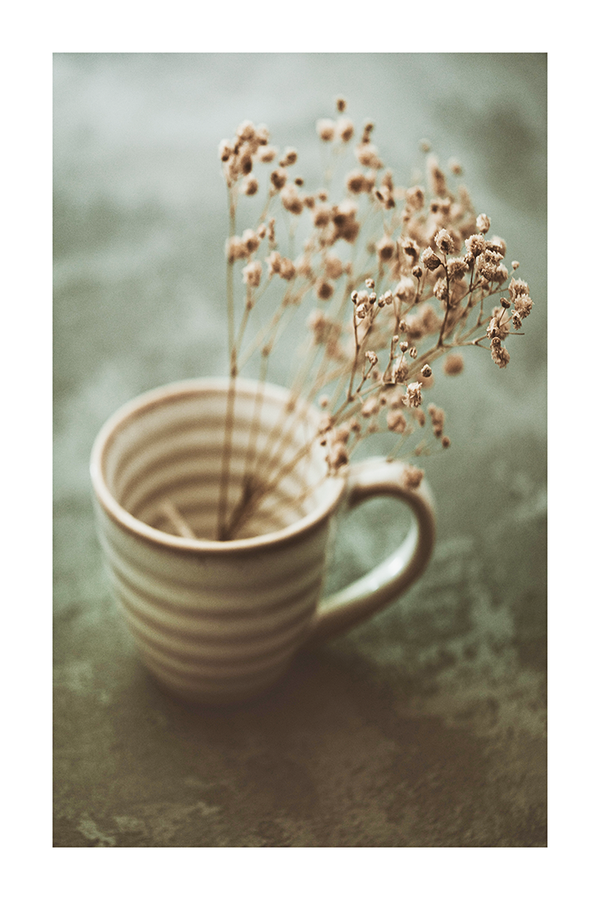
top-left (90, 378), bottom-right (436, 704)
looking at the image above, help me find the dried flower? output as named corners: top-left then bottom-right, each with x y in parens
top-left (270, 168), bottom-right (287, 191)
top-left (476, 213), bottom-right (491, 233)
top-left (346, 169), bottom-right (371, 194)
top-left (490, 338), bottom-right (510, 368)
top-left (406, 382), bottom-right (423, 408)
top-left (465, 233), bottom-right (486, 258)
top-left (387, 409), bottom-right (407, 433)
top-left (427, 156), bottom-right (447, 196)
top-left (324, 254), bottom-right (344, 280)
top-left (493, 264), bottom-right (509, 285)
top-left (392, 359), bottom-right (409, 384)
top-left (446, 257), bottom-right (468, 281)
top-left (242, 260), bottom-right (262, 287)
top-left (487, 236), bottom-right (506, 257)
top-left (514, 294), bottom-right (533, 318)
top-left (443, 353), bottom-right (464, 376)
top-left (435, 229), bottom-right (455, 254)
top-left (266, 250), bottom-right (282, 276)
top-left (331, 200), bottom-right (360, 243)
top-left (327, 442), bottom-right (349, 472)
top-left (279, 256), bottom-right (296, 281)
top-left (361, 396), bottom-right (379, 418)
top-left (405, 185), bottom-right (425, 209)
top-left (242, 229), bottom-right (260, 254)
top-left (238, 150), bottom-right (253, 176)
top-left (236, 120), bottom-right (256, 142)
top-left (257, 144), bottom-right (277, 163)
top-left (374, 182), bottom-right (395, 210)
top-left (336, 117), bottom-right (354, 142)
top-left (315, 278), bottom-right (335, 301)
top-left (242, 176), bottom-right (259, 196)
top-left (226, 235), bottom-right (249, 262)
top-left (402, 464), bottom-right (424, 490)
top-left (422, 248), bottom-right (442, 271)
top-left (280, 147), bottom-right (298, 167)
top-left (489, 307), bottom-right (511, 340)
top-left (317, 119), bottom-right (335, 141)
top-left (427, 403), bottom-right (445, 438)
top-left (313, 203), bottom-right (332, 228)
top-left (478, 248), bottom-right (504, 283)
top-left (361, 120), bottom-right (375, 143)
top-left (219, 139), bottom-right (234, 162)
top-left (280, 183), bottom-right (303, 215)
top-left (433, 277), bottom-right (449, 304)
top-left (377, 235), bottom-right (396, 263)
top-left (355, 143), bottom-right (382, 169)
top-left (509, 278), bottom-right (533, 318)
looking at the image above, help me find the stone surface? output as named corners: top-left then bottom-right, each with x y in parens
top-left (53, 52), bottom-right (547, 847)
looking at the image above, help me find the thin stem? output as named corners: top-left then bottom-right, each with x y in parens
top-left (224, 352), bottom-right (269, 539)
top-left (238, 283), bottom-right (299, 371)
top-left (159, 500), bottom-right (197, 539)
top-left (218, 185), bottom-right (239, 541)
top-left (347, 310), bottom-right (361, 400)
top-left (226, 186), bottom-right (237, 357)
top-left (437, 256), bottom-right (451, 348)
top-left (225, 422), bottom-right (319, 539)
top-left (217, 349), bottom-right (238, 541)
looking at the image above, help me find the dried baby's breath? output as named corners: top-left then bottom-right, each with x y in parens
top-left (402, 464), bottom-right (425, 489)
top-left (443, 353), bottom-right (464, 376)
top-left (213, 100), bottom-right (534, 539)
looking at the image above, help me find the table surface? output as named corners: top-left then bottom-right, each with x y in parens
top-left (53, 52), bottom-right (547, 847)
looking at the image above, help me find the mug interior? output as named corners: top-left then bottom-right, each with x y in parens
top-left (96, 379), bottom-right (336, 542)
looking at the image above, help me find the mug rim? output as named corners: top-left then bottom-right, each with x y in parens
top-left (90, 377), bottom-right (346, 555)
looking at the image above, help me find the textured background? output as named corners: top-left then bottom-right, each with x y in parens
top-left (53, 52), bottom-right (547, 847)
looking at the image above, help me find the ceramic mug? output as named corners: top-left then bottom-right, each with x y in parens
top-left (90, 378), bottom-right (436, 704)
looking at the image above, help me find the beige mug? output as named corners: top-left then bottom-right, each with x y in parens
top-left (90, 378), bottom-right (436, 704)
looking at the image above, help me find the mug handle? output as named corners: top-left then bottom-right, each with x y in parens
top-left (307, 458), bottom-right (436, 643)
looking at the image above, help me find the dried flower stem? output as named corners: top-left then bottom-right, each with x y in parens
top-left (159, 500), bottom-right (197, 539)
top-left (217, 185), bottom-right (239, 540)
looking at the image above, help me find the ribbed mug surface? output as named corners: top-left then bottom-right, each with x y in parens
top-left (91, 378), bottom-right (343, 703)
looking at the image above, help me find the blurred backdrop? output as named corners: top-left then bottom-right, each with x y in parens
top-left (53, 53), bottom-right (547, 847)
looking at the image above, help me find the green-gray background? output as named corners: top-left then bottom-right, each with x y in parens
top-left (54, 53), bottom-right (546, 847)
